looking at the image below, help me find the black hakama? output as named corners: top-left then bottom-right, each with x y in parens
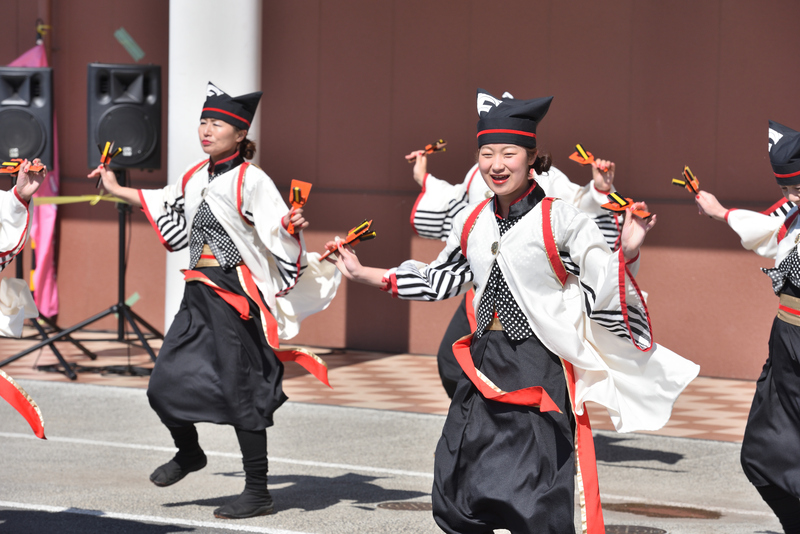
top-left (432, 329), bottom-right (576, 534)
top-left (741, 295), bottom-right (800, 498)
top-left (147, 266), bottom-right (287, 431)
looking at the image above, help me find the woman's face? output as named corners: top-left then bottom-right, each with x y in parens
top-left (198, 118), bottom-right (245, 160)
top-left (478, 143), bottom-right (536, 201)
top-left (781, 183), bottom-right (800, 203)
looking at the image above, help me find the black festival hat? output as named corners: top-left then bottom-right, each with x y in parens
top-left (769, 120), bottom-right (800, 185)
top-left (476, 88), bottom-right (553, 148)
top-left (200, 82), bottom-right (262, 131)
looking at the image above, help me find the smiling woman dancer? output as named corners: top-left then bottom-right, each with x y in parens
top-left (89, 83), bottom-right (340, 520)
top-left (696, 121), bottom-right (800, 534)
top-left (407, 126), bottom-right (618, 399)
top-left (328, 90), bottom-right (698, 533)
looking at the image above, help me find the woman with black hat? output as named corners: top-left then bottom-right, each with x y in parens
top-left (89, 82), bottom-right (340, 520)
top-left (696, 120), bottom-right (800, 533)
top-left (407, 135), bottom-right (619, 400)
top-left (327, 89), bottom-right (698, 533)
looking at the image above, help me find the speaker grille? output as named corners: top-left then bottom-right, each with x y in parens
top-left (96, 105), bottom-right (157, 166)
top-left (0, 108), bottom-right (46, 159)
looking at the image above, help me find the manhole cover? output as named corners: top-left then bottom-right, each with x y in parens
top-left (604, 502), bottom-right (721, 519)
top-left (606, 526), bottom-right (667, 534)
top-left (377, 502), bottom-right (432, 511)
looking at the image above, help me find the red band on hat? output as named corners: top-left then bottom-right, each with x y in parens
top-left (775, 169), bottom-right (800, 179)
top-left (477, 129), bottom-right (536, 139)
top-left (202, 107), bottom-right (251, 127)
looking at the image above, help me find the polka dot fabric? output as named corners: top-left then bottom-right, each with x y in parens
top-left (188, 170), bottom-right (243, 271)
top-left (763, 246), bottom-right (800, 295)
top-left (475, 215), bottom-right (535, 341)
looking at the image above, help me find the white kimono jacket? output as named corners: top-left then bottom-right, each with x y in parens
top-left (388, 195), bottom-right (699, 433)
top-left (726, 202), bottom-right (799, 263)
top-left (0, 189), bottom-right (38, 337)
top-left (139, 160), bottom-right (340, 339)
top-left (411, 163), bottom-right (620, 248)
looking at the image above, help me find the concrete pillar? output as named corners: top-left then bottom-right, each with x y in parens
top-left (165, 0), bottom-right (262, 330)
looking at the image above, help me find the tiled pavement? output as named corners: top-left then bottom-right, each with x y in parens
top-left (0, 324), bottom-right (756, 443)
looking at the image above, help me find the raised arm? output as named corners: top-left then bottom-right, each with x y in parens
top-left (87, 164), bottom-right (142, 207)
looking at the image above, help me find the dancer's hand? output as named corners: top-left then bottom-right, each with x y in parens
top-left (323, 238), bottom-right (388, 287)
top-left (87, 164), bottom-right (120, 193)
top-left (15, 159), bottom-right (46, 201)
top-left (324, 238), bottom-right (361, 277)
top-left (695, 191), bottom-right (728, 221)
top-left (620, 202), bottom-right (656, 261)
top-left (406, 150), bottom-right (427, 186)
top-left (283, 207), bottom-right (308, 234)
top-left (591, 159), bottom-right (615, 192)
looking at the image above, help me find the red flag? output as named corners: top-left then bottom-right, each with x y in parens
top-left (8, 44), bottom-right (59, 317)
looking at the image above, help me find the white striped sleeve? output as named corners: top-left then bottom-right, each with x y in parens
top-left (388, 225), bottom-right (473, 301)
top-left (560, 209), bottom-right (652, 351)
top-left (410, 173), bottom-right (471, 241)
top-left (138, 183), bottom-right (189, 252)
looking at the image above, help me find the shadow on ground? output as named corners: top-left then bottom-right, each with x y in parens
top-left (594, 434), bottom-right (684, 465)
top-left (0, 509), bottom-right (193, 534)
top-left (164, 472), bottom-right (429, 512)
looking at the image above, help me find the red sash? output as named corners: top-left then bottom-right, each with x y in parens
top-left (183, 266), bottom-right (331, 388)
top-left (456, 195), bottom-right (605, 533)
top-left (0, 370), bottom-right (45, 439)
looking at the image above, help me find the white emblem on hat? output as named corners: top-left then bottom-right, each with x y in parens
top-left (477, 92), bottom-right (504, 116)
top-left (207, 82), bottom-right (225, 97)
top-left (769, 128), bottom-right (784, 152)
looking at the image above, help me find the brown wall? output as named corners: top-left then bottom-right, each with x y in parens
top-left (3, 1), bottom-right (800, 379)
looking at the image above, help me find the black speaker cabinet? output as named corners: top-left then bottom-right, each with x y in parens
top-left (87, 63), bottom-right (161, 170)
top-left (0, 67), bottom-right (54, 167)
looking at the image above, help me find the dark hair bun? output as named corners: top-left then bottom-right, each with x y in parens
top-left (532, 150), bottom-right (552, 174)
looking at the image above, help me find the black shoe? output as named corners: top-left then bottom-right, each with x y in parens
top-left (149, 454), bottom-right (207, 487)
top-left (213, 491), bottom-right (274, 519)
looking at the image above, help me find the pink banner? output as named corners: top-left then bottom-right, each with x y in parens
top-left (8, 43), bottom-right (59, 317)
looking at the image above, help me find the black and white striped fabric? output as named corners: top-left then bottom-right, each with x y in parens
top-left (559, 250), bottom-right (651, 348)
top-left (765, 200), bottom-right (796, 218)
top-left (394, 247), bottom-right (472, 301)
top-left (153, 196), bottom-right (189, 251)
top-left (413, 196), bottom-right (470, 240)
top-left (594, 212), bottom-right (621, 250)
top-left (475, 215), bottom-right (534, 340)
top-left (274, 254), bottom-right (306, 297)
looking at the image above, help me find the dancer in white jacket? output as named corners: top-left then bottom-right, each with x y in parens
top-left (329, 89), bottom-right (698, 534)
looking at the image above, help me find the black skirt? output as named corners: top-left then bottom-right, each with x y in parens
top-left (432, 329), bottom-right (576, 534)
top-left (147, 266), bottom-right (287, 431)
top-left (741, 313), bottom-right (800, 497)
top-left (436, 295), bottom-right (471, 398)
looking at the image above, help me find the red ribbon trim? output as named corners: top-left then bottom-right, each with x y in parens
top-left (238, 265), bottom-right (331, 388)
top-left (778, 210), bottom-right (799, 244)
top-left (0, 372), bottom-right (45, 439)
top-left (183, 270), bottom-right (250, 319)
top-left (541, 197), bottom-right (568, 285)
top-left (477, 129), bottom-right (536, 138)
top-left (451, 334), bottom-right (560, 412)
top-left (460, 198), bottom-right (492, 256)
top-left (617, 247), bottom-right (653, 352)
top-left (562, 360), bottom-right (604, 533)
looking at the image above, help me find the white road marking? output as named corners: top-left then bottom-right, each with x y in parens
top-left (0, 500), bottom-right (315, 533)
top-left (0, 431), bottom-right (434, 478)
top-left (1, 432), bottom-right (772, 519)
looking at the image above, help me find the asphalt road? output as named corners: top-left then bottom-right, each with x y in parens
top-left (0, 380), bottom-right (782, 533)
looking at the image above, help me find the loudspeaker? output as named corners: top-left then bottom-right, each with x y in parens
top-left (0, 67), bottom-right (54, 167)
top-left (87, 63), bottom-right (161, 170)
